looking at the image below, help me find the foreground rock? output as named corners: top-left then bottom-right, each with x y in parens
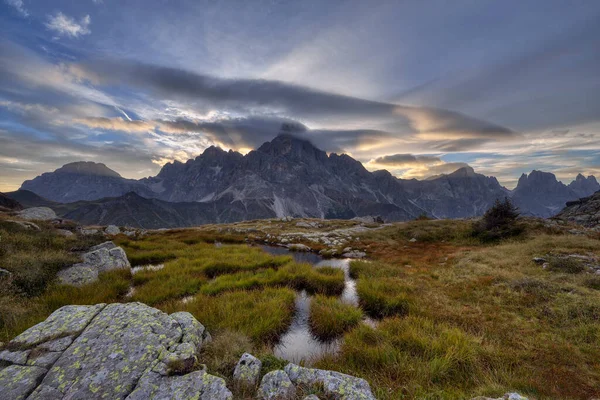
top-left (255, 362), bottom-right (375, 400)
top-left (472, 393), bottom-right (529, 400)
top-left (57, 241), bottom-right (131, 286)
top-left (17, 207), bottom-right (57, 221)
top-left (233, 352), bottom-right (262, 390)
top-left (0, 302), bottom-right (231, 400)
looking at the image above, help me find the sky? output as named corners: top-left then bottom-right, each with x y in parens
top-left (1, 0), bottom-right (600, 192)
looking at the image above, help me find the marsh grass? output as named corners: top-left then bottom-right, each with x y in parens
top-left (309, 295), bottom-right (362, 340)
top-left (200, 263), bottom-right (345, 296)
top-left (162, 288), bottom-right (296, 343)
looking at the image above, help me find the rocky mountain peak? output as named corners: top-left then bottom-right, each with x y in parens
top-left (56, 161), bottom-right (122, 178)
top-left (257, 134), bottom-right (327, 163)
top-left (448, 166), bottom-right (477, 178)
top-left (568, 173), bottom-right (600, 197)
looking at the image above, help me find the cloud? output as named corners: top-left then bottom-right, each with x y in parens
top-left (372, 153), bottom-right (442, 166)
top-left (5, 0), bottom-right (28, 17)
top-left (45, 13), bottom-right (91, 38)
top-left (73, 59), bottom-right (517, 143)
top-left (74, 117), bottom-right (155, 133)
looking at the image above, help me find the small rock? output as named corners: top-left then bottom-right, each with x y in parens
top-left (258, 370), bottom-right (296, 400)
top-left (104, 225), bottom-right (120, 235)
top-left (409, 238), bottom-right (417, 243)
top-left (532, 257), bottom-right (546, 264)
top-left (303, 396), bottom-right (320, 400)
top-left (56, 229), bottom-right (74, 237)
top-left (284, 363), bottom-right (375, 400)
top-left (288, 243), bottom-right (311, 252)
top-left (0, 268), bottom-right (12, 279)
top-left (233, 352), bottom-right (262, 389)
top-left (80, 228), bottom-right (99, 236)
top-left (342, 250), bottom-right (366, 259)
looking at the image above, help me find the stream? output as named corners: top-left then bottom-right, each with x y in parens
top-left (260, 245), bottom-right (371, 364)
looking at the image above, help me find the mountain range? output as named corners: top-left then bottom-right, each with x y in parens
top-left (8, 134), bottom-right (599, 228)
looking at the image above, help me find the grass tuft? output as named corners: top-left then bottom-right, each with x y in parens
top-left (309, 295), bottom-right (363, 340)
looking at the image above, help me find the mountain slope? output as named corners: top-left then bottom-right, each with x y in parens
top-left (554, 191), bottom-right (600, 228)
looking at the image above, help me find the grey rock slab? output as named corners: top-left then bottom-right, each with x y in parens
top-left (81, 246), bottom-right (131, 272)
top-left (125, 369), bottom-right (232, 400)
top-left (284, 363), bottom-right (375, 400)
top-left (170, 311), bottom-right (208, 350)
top-left (9, 304), bottom-right (106, 348)
top-left (89, 241), bottom-right (117, 252)
top-left (0, 365), bottom-right (47, 400)
top-left (258, 370), bottom-right (296, 400)
top-left (233, 352), bottom-right (262, 389)
top-left (56, 264), bottom-right (99, 286)
top-left (26, 351), bottom-right (62, 368)
top-left (105, 225), bottom-right (121, 235)
top-left (18, 207), bottom-right (56, 221)
top-left (30, 302), bottom-right (182, 400)
top-left (0, 349), bottom-right (30, 365)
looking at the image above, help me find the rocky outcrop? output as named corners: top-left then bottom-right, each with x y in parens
top-left (233, 352), bottom-right (262, 389)
top-left (255, 363), bottom-right (375, 400)
top-left (57, 241), bottom-right (131, 286)
top-left (554, 191), bottom-right (600, 228)
top-left (17, 207), bottom-right (57, 221)
top-left (0, 303), bottom-right (230, 400)
top-left (105, 225), bottom-right (121, 235)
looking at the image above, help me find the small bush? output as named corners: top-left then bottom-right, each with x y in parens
top-left (309, 295), bottom-right (363, 340)
top-left (472, 198), bottom-right (523, 242)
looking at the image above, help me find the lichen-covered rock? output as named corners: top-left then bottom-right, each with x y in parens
top-left (0, 349), bottom-right (30, 365)
top-left (56, 264), bottom-right (99, 286)
top-left (9, 304), bottom-right (105, 347)
top-left (105, 225), bottom-right (121, 235)
top-left (258, 370), bottom-right (297, 400)
top-left (0, 302), bottom-right (227, 400)
top-left (0, 365), bottom-right (47, 400)
top-left (233, 352), bottom-right (262, 389)
top-left (57, 242), bottom-right (130, 286)
top-left (18, 207), bottom-right (57, 221)
top-left (126, 369), bottom-right (232, 400)
top-left (284, 363), bottom-right (375, 400)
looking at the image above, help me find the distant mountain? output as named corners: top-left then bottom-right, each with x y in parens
top-left (0, 192), bottom-right (23, 211)
top-left (15, 134), bottom-right (599, 227)
top-left (399, 166), bottom-right (510, 219)
top-left (20, 161), bottom-right (154, 203)
top-left (5, 189), bottom-right (59, 208)
top-left (554, 190), bottom-right (600, 228)
top-left (568, 174), bottom-right (600, 197)
top-left (512, 170), bottom-right (581, 217)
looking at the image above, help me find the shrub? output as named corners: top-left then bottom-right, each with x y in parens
top-left (472, 197), bottom-right (523, 242)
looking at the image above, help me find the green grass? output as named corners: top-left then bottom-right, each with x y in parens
top-left (162, 288), bottom-right (296, 344)
top-left (546, 255), bottom-right (586, 274)
top-left (200, 263), bottom-right (345, 296)
top-left (356, 277), bottom-right (412, 319)
top-left (309, 295), bottom-right (363, 340)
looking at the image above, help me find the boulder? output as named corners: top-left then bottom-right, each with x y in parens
top-left (233, 352), bottom-right (262, 389)
top-left (57, 242), bottom-right (131, 286)
top-left (284, 363), bottom-right (375, 400)
top-left (0, 302), bottom-right (229, 400)
top-left (56, 229), bottom-right (74, 237)
top-left (105, 225), bottom-right (121, 235)
top-left (288, 243), bottom-right (311, 252)
top-left (258, 370), bottom-right (296, 400)
top-left (17, 207), bottom-right (57, 221)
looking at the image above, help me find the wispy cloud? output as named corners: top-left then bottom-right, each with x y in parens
top-left (4, 0), bottom-right (28, 17)
top-left (45, 13), bottom-right (91, 38)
